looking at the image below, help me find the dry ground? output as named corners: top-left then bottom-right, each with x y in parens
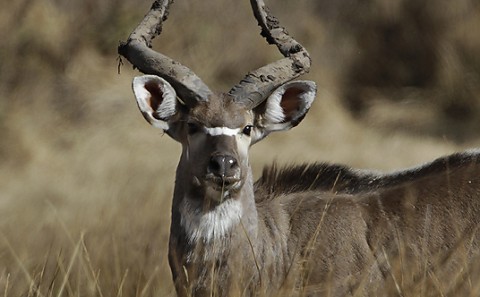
top-left (1, 0), bottom-right (480, 296)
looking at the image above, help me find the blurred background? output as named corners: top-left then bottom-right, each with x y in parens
top-left (1, 0), bottom-right (479, 295)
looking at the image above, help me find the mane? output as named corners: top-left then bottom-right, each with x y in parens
top-left (253, 150), bottom-right (480, 200)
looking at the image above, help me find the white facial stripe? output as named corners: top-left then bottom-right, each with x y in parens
top-left (205, 127), bottom-right (241, 136)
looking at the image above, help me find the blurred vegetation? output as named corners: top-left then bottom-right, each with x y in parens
top-left (1, 0), bottom-right (480, 295)
top-left (316, 0), bottom-right (480, 141)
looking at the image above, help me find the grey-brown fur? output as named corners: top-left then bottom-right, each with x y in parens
top-left (256, 150), bottom-right (480, 196)
top-left (250, 150), bottom-right (480, 295)
top-left (120, 0), bottom-right (480, 296)
top-left (168, 150), bottom-right (480, 296)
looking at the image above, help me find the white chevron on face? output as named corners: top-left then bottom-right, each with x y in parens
top-left (204, 127), bottom-right (241, 136)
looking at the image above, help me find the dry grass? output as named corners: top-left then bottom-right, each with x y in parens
top-left (1, 0), bottom-right (480, 296)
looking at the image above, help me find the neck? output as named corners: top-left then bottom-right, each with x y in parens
top-left (179, 195), bottom-right (245, 244)
top-left (171, 166), bottom-right (258, 254)
top-left (169, 165), bottom-right (296, 296)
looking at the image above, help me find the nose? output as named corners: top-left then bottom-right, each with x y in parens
top-left (208, 154), bottom-right (239, 178)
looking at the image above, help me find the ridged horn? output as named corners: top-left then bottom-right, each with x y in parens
top-left (229, 0), bottom-right (312, 109)
top-left (118, 0), bottom-right (213, 106)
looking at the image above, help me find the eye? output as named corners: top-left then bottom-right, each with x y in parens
top-left (242, 125), bottom-right (253, 136)
top-left (187, 122), bottom-right (200, 135)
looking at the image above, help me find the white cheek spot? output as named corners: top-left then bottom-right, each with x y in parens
top-left (205, 127), bottom-right (241, 136)
top-left (180, 198), bottom-right (243, 245)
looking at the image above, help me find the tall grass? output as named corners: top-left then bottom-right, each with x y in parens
top-left (1, 0), bottom-right (480, 295)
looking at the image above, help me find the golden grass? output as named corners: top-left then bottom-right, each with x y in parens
top-left (1, 0), bottom-right (480, 296)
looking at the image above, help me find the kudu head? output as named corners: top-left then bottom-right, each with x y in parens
top-left (119, 0), bottom-right (316, 204)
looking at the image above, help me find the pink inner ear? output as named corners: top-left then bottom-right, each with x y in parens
top-left (280, 87), bottom-right (304, 121)
top-left (144, 81), bottom-right (164, 113)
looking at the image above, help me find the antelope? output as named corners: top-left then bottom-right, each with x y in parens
top-left (118, 0), bottom-right (480, 296)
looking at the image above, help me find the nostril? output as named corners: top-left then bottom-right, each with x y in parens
top-left (209, 156), bottom-right (222, 173)
top-left (208, 155), bottom-right (238, 177)
top-left (225, 157), bottom-right (237, 170)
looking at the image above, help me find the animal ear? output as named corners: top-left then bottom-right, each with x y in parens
top-left (252, 80), bottom-right (316, 142)
top-left (132, 75), bottom-right (178, 131)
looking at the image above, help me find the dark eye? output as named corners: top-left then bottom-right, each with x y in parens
top-left (242, 125), bottom-right (253, 136)
top-left (187, 122), bottom-right (200, 135)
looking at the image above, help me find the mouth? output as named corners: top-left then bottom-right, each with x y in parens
top-left (204, 174), bottom-right (242, 201)
top-left (204, 174), bottom-right (241, 192)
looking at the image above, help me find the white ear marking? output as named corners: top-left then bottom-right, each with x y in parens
top-left (265, 92), bottom-right (286, 123)
top-left (263, 80), bottom-right (316, 126)
top-left (132, 75), bottom-right (178, 131)
top-left (291, 80), bottom-right (316, 114)
top-left (254, 80), bottom-right (316, 140)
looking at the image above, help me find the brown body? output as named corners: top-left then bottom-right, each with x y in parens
top-left (118, 1), bottom-right (480, 296)
top-left (166, 116), bottom-right (480, 296)
top-left (253, 156), bottom-right (480, 295)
